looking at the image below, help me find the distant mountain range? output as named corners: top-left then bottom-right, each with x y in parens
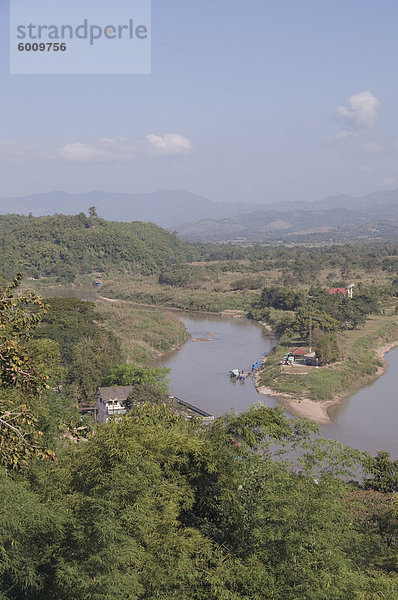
top-left (0, 190), bottom-right (260, 229)
top-left (176, 189), bottom-right (398, 242)
top-left (1, 188), bottom-right (398, 242)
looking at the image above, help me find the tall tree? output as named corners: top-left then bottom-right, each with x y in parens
top-left (0, 274), bottom-right (56, 468)
top-left (102, 364), bottom-right (170, 395)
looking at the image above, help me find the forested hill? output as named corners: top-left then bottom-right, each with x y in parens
top-left (0, 212), bottom-right (195, 281)
top-left (177, 198), bottom-right (398, 242)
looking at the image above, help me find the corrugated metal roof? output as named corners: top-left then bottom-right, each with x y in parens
top-left (292, 347), bottom-right (306, 355)
top-left (97, 386), bottom-right (134, 402)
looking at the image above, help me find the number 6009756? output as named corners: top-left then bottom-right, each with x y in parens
top-left (18, 43), bottom-right (67, 51)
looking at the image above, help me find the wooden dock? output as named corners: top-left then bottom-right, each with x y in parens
top-left (171, 396), bottom-right (215, 422)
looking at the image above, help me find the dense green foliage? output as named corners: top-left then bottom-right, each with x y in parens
top-left (0, 276), bottom-right (398, 598)
top-left (259, 286), bottom-right (306, 311)
top-left (0, 405), bottom-right (397, 599)
top-left (34, 298), bottom-right (123, 402)
top-left (0, 274), bottom-right (54, 390)
top-left (102, 364), bottom-right (170, 395)
top-left (70, 331), bottom-right (122, 402)
top-left (2, 211), bottom-right (398, 293)
top-left (0, 213), bottom-right (195, 281)
top-left (124, 383), bottom-right (167, 409)
top-left (252, 283), bottom-right (382, 340)
top-left (307, 285), bottom-right (381, 330)
top-left (363, 451), bottom-right (398, 492)
top-left (195, 241), bottom-right (398, 282)
top-left (315, 332), bottom-right (341, 364)
top-left (0, 276), bottom-right (67, 468)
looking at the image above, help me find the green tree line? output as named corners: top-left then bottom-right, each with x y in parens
top-left (0, 212), bottom-right (195, 282)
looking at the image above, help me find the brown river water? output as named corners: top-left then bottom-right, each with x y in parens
top-left (45, 287), bottom-right (398, 458)
top-left (157, 313), bottom-right (398, 459)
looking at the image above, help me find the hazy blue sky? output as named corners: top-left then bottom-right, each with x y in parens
top-left (2, 0), bottom-right (398, 203)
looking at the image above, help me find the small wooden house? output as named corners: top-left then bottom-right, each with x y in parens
top-left (96, 386), bottom-right (133, 423)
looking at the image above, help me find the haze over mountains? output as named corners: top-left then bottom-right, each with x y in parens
top-left (177, 189), bottom-right (398, 242)
top-left (0, 190), bottom-right (260, 229)
top-left (1, 188), bottom-right (398, 242)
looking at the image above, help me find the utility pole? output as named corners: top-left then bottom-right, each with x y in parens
top-left (307, 295), bottom-right (313, 353)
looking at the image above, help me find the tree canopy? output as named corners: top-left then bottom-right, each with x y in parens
top-left (0, 275), bottom-right (397, 599)
top-left (102, 364), bottom-right (170, 395)
top-left (0, 213), bottom-right (195, 282)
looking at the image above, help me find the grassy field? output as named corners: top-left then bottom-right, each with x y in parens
top-left (100, 272), bottom-right (261, 313)
top-left (95, 301), bottom-right (189, 364)
top-left (96, 256), bottom-right (396, 313)
top-left (258, 313), bottom-right (398, 403)
top-left (21, 279), bottom-right (190, 365)
top-left (21, 252), bottom-right (396, 314)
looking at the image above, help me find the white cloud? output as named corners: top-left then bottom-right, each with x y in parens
top-left (58, 138), bottom-right (135, 163)
top-left (335, 91), bottom-right (380, 127)
top-left (359, 165), bottom-right (373, 173)
top-left (58, 133), bottom-right (192, 163)
top-left (380, 177), bottom-right (395, 187)
top-left (144, 133), bottom-right (192, 156)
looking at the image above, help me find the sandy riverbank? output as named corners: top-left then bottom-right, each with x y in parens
top-left (256, 381), bottom-right (335, 424)
top-left (256, 340), bottom-right (398, 425)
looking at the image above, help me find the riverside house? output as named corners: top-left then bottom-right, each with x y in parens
top-left (96, 386), bottom-right (133, 423)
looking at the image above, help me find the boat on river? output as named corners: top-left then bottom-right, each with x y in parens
top-left (229, 369), bottom-right (250, 380)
